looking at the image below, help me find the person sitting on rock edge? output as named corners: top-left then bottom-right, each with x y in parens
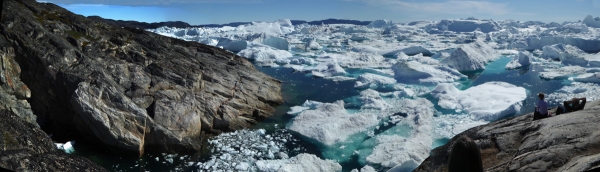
top-left (448, 136), bottom-right (483, 172)
top-left (534, 92), bottom-right (549, 120)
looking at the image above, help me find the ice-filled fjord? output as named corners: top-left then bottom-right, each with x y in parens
top-left (73, 16), bottom-right (600, 171)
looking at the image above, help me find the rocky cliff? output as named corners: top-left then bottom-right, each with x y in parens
top-left (415, 100), bottom-right (600, 171)
top-left (0, 0), bottom-right (283, 157)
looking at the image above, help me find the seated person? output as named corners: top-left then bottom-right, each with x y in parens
top-left (534, 93), bottom-right (549, 120)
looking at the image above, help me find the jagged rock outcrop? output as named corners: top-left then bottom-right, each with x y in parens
top-left (0, 0), bottom-right (283, 157)
top-left (0, 110), bottom-right (107, 171)
top-left (0, 45), bottom-right (36, 126)
top-left (415, 100), bottom-right (600, 171)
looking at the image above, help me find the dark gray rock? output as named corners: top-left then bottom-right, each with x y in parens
top-left (0, 110), bottom-right (107, 172)
top-left (1, 0), bottom-right (283, 157)
top-left (415, 100), bottom-right (600, 172)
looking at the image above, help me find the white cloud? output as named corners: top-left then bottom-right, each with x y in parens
top-left (347, 0), bottom-right (510, 16)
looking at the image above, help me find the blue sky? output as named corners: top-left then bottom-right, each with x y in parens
top-left (45, 0), bottom-right (600, 25)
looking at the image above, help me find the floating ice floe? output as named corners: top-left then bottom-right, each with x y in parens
top-left (55, 141), bottom-right (75, 154)
top-left (195, 129), bottom-right (302, 171)
top-left (354, 73), bottom-right (397, 90)
top-left (255, 153), bottom-right (342, 172)
top-left (392, 61), bottom-right (466, 85)
top-left (539, 66), bottom-right (587, 80)
top-left (441, 40), bottom-right (499, 72)
top-left (358, 89), bottom-right (392, 110)
top-left (573, 72), bottom-right (600, 83)
top-left (365, 98), bottom-right (434, 171)
top-left (430, 82), bottom-right (527, 121)
top-left (288, 100), bottom-right (379, 146)
top-left (546, 82), bottom-right (600, 105)
top-left (505, 51), bottom-right (533, 69)
top-left (350, 165), bottom-right (377, 172)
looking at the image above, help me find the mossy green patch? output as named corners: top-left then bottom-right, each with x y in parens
top-left (2, 131), bottom-right (18, 148)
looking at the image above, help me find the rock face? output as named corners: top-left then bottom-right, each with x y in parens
top-left (1, 0), bottom-right (283, 157)
top-left (0, 110), bottom-right (107, 171)
top-left (415, 100), bottom-right (600, 172)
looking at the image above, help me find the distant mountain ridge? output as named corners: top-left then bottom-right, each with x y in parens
top-left (88, 16), bottom-right (372, 29)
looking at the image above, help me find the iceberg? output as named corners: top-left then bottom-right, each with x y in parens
top-left (367, 19), bottom-right (393, 28)
top-left (358, 89), bottom-right (391, 110)
top-left (310, 63), bottom-right (347, 78)
top-left (288, 100), bottom-right (379, 146)
top-left (546, 82), bottom-right (600, 105)
top-left (435, 19), bottom-right (502, 33)
top-left (255, 153), bottom-right (342, 172)
top-left (583, 15), bottom-right (600, 28)
top-left (392, 61), bottom-right (466, 85)
top-left (237, 46), bottom-right (293, 67)
top-left (441, 40), bottom-right (498, 72)
top-left (365, 98), bottom-right (434, 171)
top-left (505, 51), bottom-right (533, 69)
top-left (383, 46), bottom-right (434, 56)
top-left (55, 141), bottom-right (75, 154)
top-left (430, 82), bottom-right (527, 121)
top-left (262, 36), bottom-right (290, 50)
top-left (573, 73), bottom-right (600, 83)
top-left (522, 36), bottom-right (600, 53)
top-left (539, 66), bottom-right (586, 80)
top-left (354, 73), bottom-right (397, 90)
top-left (542, 44), bottom-right (600, 67)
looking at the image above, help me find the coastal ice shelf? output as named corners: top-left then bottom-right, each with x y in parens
top-left (148, 16), bottom-right (600, 172)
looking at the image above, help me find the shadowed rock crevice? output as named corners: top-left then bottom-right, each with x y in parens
top-left (0, 0), bottom-right (283, 157)
top-left (0, 110), bottom-right (107, 171)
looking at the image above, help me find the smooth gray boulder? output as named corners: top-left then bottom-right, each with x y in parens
top-left (415, 100), bottom-right (600, 172)
top-left (1, 0), bottom-right (283, 157)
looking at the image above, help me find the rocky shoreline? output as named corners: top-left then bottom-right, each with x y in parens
top-left (416, 100), bottom-right (600, 171)
top-left (1, 0), bottom-right (283, 169)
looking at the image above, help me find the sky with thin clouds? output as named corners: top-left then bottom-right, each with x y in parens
top-left (43, 0), bottom-right (600, 25)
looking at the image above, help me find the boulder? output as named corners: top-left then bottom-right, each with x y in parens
top-left (415, 100), bottom-right (600, 172)
top-left (1, 0), bottom-right (283, 157)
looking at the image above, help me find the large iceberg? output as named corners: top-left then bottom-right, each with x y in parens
top-left (505, 51), bottom-right (533, 69)
top-left (367, 19), bottom-right (393, 28)
top-left (435, 18), bottom-right (502, 33)
top-left (392, 61), bottom-right (466, 85)
top-left (441, 40), bottom-right (498, 72)
top-left (430, 82), bottom-right (527, 121)
top-left (365, 98), bottom-right (434, 171)
top-left (354, 73), bottom-right (397, 90)
top-left (288, 100), bottom-right (379, 146)
top-left (237, 46), bottom-right (293, 66)
top-left (539, 66), bottom-right (587, 80)
top-left (583, 15), bottom-right (600, 28)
